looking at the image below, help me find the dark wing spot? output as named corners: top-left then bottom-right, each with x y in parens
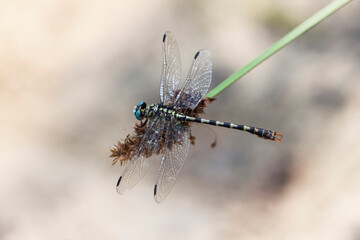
top-left (163, 34), bottom-right (166, 42)
top-left (116, 176), bottom-right (122, 187)
top-left (194, 51), bottom-right (200, 59)
top-left (154, 184), bottom-right (157, 196)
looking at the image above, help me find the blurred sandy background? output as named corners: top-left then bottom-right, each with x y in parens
top-left (1, 0), bottom-right (360, 239)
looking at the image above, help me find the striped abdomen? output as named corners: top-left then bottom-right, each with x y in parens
top-left (177, 114), bottom-right (283, 142)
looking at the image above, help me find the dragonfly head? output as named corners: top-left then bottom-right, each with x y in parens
top-left (133, 101), bottom-right (147, 120)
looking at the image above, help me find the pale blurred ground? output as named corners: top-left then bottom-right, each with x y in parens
top-left (0, 0), bottom-right (360, 239)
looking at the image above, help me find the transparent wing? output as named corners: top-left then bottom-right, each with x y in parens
top-left (160, 31), bottom-right (182, 105)
top-left (154, 122), bottom-right (191, 203)
top-left (116, 152), bottom-right (158, 194)
top-left (141, 115), bottom-right (167, 155)
top-left (116, 116), bottom-right (167, 194)
top-left (174, 49), bottom-right (212, 110)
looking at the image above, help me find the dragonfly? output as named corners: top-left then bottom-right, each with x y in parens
top-left (115, 31), bottom-right (282, 203)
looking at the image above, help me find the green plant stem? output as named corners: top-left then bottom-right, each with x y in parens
top-left (206, 0), bottom-right (353, 98)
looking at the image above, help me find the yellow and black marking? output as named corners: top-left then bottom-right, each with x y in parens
top-left (175, 114), bottom-right (283, 143)
top-left (142, 104), bottom-right (282, 142)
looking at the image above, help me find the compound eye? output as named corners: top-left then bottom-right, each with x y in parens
top-left (135, 109), bottom-right (143, 120)
top-left (140, 102), bottom-right (147, 109)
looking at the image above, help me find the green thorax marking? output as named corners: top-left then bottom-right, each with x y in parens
top-left (143, 104), bottom-right (182, 120)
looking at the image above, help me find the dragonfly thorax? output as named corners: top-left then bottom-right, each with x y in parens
top-left (133, 102), bottom-right (162, 120)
